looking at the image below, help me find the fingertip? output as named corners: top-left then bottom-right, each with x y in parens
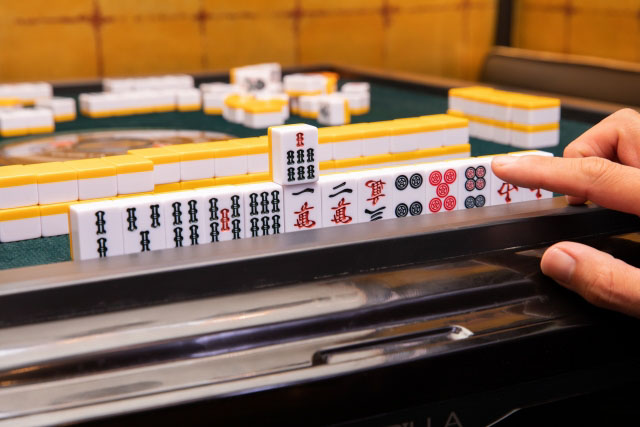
top-left (491, 155), bottom-right (518, 171)
top-left (565, 195), bottom-right (587, 205)
top-left (541, 245), bottom-right (577, 286)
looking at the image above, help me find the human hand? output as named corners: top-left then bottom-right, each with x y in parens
top-left (491, 108), bottom-right (640, 318)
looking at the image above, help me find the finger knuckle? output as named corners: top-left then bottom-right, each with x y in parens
top-left (581, 266), bottom-right (615, 308)
top-left (579, 157), bottom-right (611, 181)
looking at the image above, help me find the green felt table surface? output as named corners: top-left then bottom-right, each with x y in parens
top-left (0, 80), bottom-right (593, 271)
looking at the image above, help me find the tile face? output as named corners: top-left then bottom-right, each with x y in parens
top-left (488, 156), bottom-right (523, 206)
top-left (197, 186), bottom-right (245, 243)
top-left (319, 174), bottom-right (358, 228)
top-left (390, 166), bottom-right (426, 219)
top-left (356, 169), bottom-right (394, 223)
top-left (424, 162), bottom-right (460, 213)
top-left (456, 158), bottom-right (491, 210)
top-left (270, 124), bottom-right (319, 186)
top-left (243, 182), bottom-right (284, 238)
top-left (283, 182), bottom-right (322, 233)
top-left (119, 196), bottom-right (167, 254)
top-left (69, 201), bottom-right (125, 260)
top-left (160, 191), bottom-right (206, 249)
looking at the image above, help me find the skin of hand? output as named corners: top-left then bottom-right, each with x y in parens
top-left (491, 108), bottom-right (640, 318)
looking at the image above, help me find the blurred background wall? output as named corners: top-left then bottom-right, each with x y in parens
top-left (0, 0), bottom-right (637, 83)
top-left (512, 0), bottom-right (640, 63)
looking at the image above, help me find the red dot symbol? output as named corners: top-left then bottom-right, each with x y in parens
top-left (444, 196), bottom-right (456, 210)
top-left (476, 166), bottom-right (486, 178)
top-left (436, 183), bottom-right (449, 198)
top-left (465, 167), bottom-right (475, 179)
top-left (444, 169), bottom-right (456, 184)
top-left (429, 198), bottom-right (442, 213)
top-left (429, 171), bottom-right (442, 186)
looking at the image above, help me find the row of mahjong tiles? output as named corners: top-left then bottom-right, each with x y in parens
top-left (0, 115), bottom-right (471, 211)
top-left (67, 150), bottom-right (553, 261)
top-left (447, 86), bottom-right (561, 148)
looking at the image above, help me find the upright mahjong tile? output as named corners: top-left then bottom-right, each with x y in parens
top-left (119, 195), bottom-right (167, 254)
top-left (283, 182), bottom-right (322, 233)
top-left (69, 200), bottom-right (124, 260)
top-left (355, 168), bottom-right (394, 223)
top-left (390, 165), bottom-right (427, 219)
top-left (455, 157), bottom-right (492, 210)
top-left (423, 162), bottom-right (460, 213)
top-left (243, 182), bottom-right (284, 238)
top-left (319, 173), bottom-right (358, 228)
top-left (510, 151), bottom-right (554, 201)
top-left (197, 186), bottom-right (245, 243)
top-left (160, 191), bottom-right (207, 249)
top-left (487, 155), bottom-right (523, 205)
top-left (269, 123), bottom-right (319, 186)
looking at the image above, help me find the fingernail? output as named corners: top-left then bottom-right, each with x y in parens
top-left (492, 156), bottom-right (518, 168)
top-left (542, 247), bottom-right (576, 285)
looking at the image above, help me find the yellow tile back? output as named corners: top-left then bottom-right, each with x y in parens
top-left (299, 14), bottom-right (384, 67)
top-left (0, 23), bottom-right (97, 82)
top-left (204, 0), bottom-right (295, 14)
top-left (204, 16), bottom-right (295, 70)
top-left (101, 18), bottom-right (202, 76)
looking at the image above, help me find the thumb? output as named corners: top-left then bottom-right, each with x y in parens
top-left (541, 241), bottom-right (640, 318)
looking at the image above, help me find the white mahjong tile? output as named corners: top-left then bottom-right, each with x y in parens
top-left (270, 123), bottom-right (319, 186)
top-left (243, 182), bottom-right (284, 238)
top-left (69, 200), bottom-right (124, 260)
top-left (355, 168), bottom-right (394, 223)
top-left (119, 196), bottom-right (167, 254)
top-left (319, 173), bottom-right (359, 228)
top-left (197, 186), bottom-right (245, 243)
top-left (160, 191), bottom-right (207, 249)
top-left (423, 161), bottom-right (461, 213)
top-left (487, 155), bottom-right (523, 205)
top-left (455, 157), bottom-right (492, 210)
top-left (390, 165), bottom-right (427, 219)
top-left (283, 182), bottom-right (322, 233)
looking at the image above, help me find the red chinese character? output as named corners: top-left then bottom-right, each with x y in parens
top-left (296, 132), bottom-right (304, 147)
top-left (497, 182), bottom-right (519, 203)
top-left (531, 188), bottom-right (542, 199)
top-left (294, 202), bottom-right (316, 229)
top-left (220, 208), bottom-right (230, 231)
top-left (331, 198), bottom-right (352, 224)
top-left (365, 179), bottom-right (386, 205)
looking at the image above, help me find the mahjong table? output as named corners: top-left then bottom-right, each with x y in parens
top-left (0, 65), bottom-right (639, 426)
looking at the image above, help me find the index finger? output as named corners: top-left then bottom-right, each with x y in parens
top-left (564, 108), bottom-right (640, 167)
top-left (491, 154), bottom-right (640, 216)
